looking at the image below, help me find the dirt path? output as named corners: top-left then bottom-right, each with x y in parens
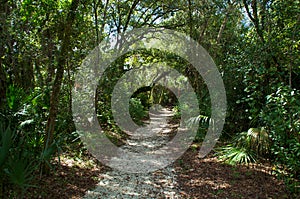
top-left (83, 166), bottom-right (179, 198)
top-left (83, 106), bottom-right (183, 198)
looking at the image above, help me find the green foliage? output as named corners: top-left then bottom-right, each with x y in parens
top-left (237, 128), bottom-right (270, 157)
top-left (6, 155), bottom-right (36, 197)
top-left (172, 105), bottom-right (181, 120)
top-left (0, 124), bottom-right (36, 198)
top-left (0, 86), bottom-right (59, 198)
top-left (129, 98), bottom-right (147, 125)
top-left (0, 124), bottom-right (14, 168)
top-left (217, 127), bottom-right (270, 165)
top-left (218, 145), bottom-right (257, 165)
top-left (187, 114), bottom-right (210, 142)
top-left (134, 92), bottom-right (151, 109)
top-left (98, 95), bottom-right (147, 134)
top-left (219, 0), bottom-right (299, 192)
top-left (261, 86), bottom-right (300, 182)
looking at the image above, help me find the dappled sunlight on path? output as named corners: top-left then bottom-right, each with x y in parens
top-left (83, 107), bottom-right (182, 198)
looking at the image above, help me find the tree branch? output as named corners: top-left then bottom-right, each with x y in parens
top-left (123, 0), bottom-right (140, 32)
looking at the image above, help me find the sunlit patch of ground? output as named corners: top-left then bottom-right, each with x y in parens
top-left (25, 153), bottom-right (104, 199)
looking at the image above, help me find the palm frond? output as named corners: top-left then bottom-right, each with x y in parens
top-left (218, 145), bottom-right (257, 165)
top-left (187, 115), bottom-right (210, 127)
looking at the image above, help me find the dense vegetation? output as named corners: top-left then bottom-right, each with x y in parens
top-left (0, 0), bottom-right (299, 197)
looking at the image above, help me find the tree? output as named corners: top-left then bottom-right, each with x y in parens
top-left (43, 0), bottom-right (81, 172)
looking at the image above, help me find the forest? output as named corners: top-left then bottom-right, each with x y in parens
top-left (0, 0), bottom-right (299, 198)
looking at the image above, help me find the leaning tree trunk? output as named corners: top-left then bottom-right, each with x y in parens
top-left (43, 0), bottom-right (80, 173)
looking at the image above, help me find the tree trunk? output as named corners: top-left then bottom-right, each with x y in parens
top-left (0, 65), bottom-right (6, 109)
top-left (0, 1), bottom-right (10, 109)
top-left (43, 0), bottom-right (80, 173)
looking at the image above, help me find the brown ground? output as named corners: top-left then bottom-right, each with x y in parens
top-left (25, 146), bottom-right (294, 199)
top-left (26, 154), bottom-right (104, 199)
top-left (174, 148), bottom-right (291, 199)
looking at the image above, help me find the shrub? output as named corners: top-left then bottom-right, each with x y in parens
top-left (0, 86), bottom-right (58, 198)
top-left (217, 127), bottom-right (270, 165)
top-left (129, 98), bottom-right (147, 125)
top-left (261, 86), bottom-right (300, 179)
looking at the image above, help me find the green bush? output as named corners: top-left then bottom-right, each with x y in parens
top-left (237, 128), bottom-right (270, 157)
top-left (0, 85), bottom-right (59, 198)
top-left (187, 114), bottom-right (210, 142)
top-left (217, 127), bottom-right (270, 165)
top-left (261, 86), bottom-right (300, 191)
top-left (129, 98), bottom-right (147, 125)
top-left (0, 123), bottom-right (37, 198)
top-left (218, 145), bottom-right (257, 165)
